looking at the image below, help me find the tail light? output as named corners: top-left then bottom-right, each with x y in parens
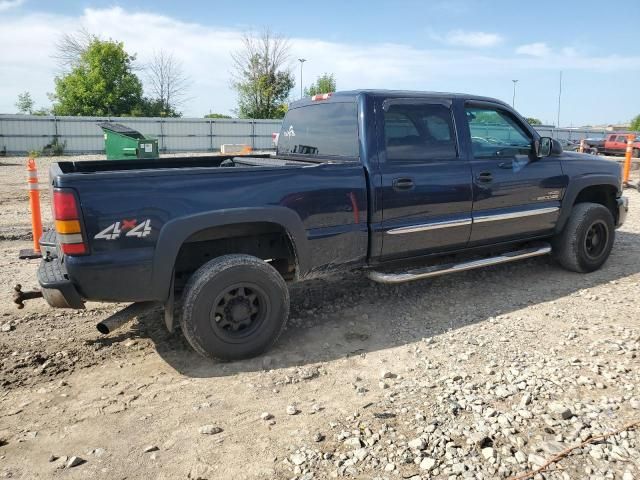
top-left (53, 189), bottom-right (87, 255)
top-left (311, 92), bottom-right (332, 101)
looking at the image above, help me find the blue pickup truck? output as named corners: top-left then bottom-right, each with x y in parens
top-left (35, 90), bottom-right (628, 360)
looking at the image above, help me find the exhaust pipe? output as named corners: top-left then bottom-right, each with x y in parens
top-left (96, 302), bottom-right (156, 334)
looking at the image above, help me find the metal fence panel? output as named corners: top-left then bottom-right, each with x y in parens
top-left (0, 114), bottom-right (620, 155)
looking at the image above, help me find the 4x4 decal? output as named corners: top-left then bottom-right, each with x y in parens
top-left (94, 219), bottom-right (152, 240)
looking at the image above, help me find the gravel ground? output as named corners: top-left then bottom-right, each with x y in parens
top-left (0, 155), bottom-right (639, 480)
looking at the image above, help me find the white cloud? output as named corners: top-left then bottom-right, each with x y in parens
top-left (440, 30), bottom-right (503, 48)
top-left (0, 7), bottom-right (639, 119)
top-left (0, 0), bottom-right (24, 12)
top-left (516, 42), bottom-right (551, 57)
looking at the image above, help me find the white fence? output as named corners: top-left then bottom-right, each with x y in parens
top-left (0, 115), bottom-right (282, 155)
top-left (0, 114), bottom-right (617, 155)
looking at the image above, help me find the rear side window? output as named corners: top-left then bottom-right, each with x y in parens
top-left (383, 103), bottom-right (457, 161)
top-left (277, 102), bottom-right (359, 158)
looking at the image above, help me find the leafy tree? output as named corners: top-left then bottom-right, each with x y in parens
top-left (630, 114), bottom-right (640, 132)
top-left (231, 30), bottom-right (294, 119)
top-left (15, 92), bottom-right (35, 114)
top-left (52, 39), bottom-right (143, 116)
top-left (128, 97), bottom-right (180, 117)
top-left (204, 113), bottom-right (232, 119)
top-left (525, 117), bottom-right (542, 125)
top-left (304, 73), bottom-right (336, 97)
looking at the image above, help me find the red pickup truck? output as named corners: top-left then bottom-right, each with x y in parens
top-left (585, 133), bottom-right (639, 157)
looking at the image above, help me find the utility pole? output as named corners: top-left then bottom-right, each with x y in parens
top-left (298, 58), bottom-right (307, 99)
top-left (557, 71), bottom-right (563, 128)
top-left (512, 80), bottom-right (518, 108)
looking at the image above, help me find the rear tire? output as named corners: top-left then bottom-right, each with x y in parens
top-left (552, 202), bottom-right (615, 273)
top-left (180, 254), bottom-right (289, 361)
top-left (633, 148), bottom-right (639, 159)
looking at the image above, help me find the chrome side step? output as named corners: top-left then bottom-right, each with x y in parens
top-left (368, 244), bottom-right (552, 284)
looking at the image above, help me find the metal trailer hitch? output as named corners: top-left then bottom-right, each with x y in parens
top-left (12, 284), bottom-right (43, 309)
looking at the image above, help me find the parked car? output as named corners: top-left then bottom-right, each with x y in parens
top-left (584, 133), bottom-right (640, 157)
top-left (33, 90), bottom-right (628, 360)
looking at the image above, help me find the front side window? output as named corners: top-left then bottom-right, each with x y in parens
top-left (383, 103), bottom-right (457, 161)
top-left (277, 102), bottom-right (359, 158)
top-left (466, 106), bottom-right (532, 158)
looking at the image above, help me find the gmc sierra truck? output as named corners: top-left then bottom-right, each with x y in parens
top-left (33, 90), bottom-right (628, 360)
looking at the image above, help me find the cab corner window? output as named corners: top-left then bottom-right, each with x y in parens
top-left (384, 103), bottom-right (457, 161)
top-left (465, 106), bottom-right (533, 158)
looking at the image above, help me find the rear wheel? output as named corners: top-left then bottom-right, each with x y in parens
top-left (180, 254), bottom-right (289, 360)
top-left (589, 147), bottom-right (599, 155)
top-left (552, 202), bottom-right (615, 273)
top-left (633, 148), bottom-right (640, 159)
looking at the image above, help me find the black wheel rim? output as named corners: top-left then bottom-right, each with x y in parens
top-left (584, 220), bottom-right (608, 260)
top-left (210, 283), bottom-right (269, 340)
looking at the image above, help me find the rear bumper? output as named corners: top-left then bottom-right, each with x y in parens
top-left (38, 254), bottom-right (85, 310)
top-left (616, 196), bottom-right (628, 228)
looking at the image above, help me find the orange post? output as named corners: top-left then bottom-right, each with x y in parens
top-left (27, 158), bottom-right (42, 253)
top-left (622, 134), bottom-right (635, 186)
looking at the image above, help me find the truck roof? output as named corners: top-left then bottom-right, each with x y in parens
top-left (289, 89), bottom-right (511, 109)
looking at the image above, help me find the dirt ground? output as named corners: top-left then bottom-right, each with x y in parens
top-left (0, 155), bottom-right (639, 480)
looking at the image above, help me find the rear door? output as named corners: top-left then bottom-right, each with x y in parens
top-left (464, 102), bottom-right (567, 245)
top-left (377, 98), bottom-right (473, 259)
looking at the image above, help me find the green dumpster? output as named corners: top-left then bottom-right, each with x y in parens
top-left (98, 122), bottom-right (159, 160)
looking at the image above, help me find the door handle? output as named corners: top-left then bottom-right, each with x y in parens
top-left (476, 172), bottom-right (493, 183)
top-left (392, 178), bottom-right (414, 191)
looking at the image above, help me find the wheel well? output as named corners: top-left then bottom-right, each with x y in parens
top-left (174, 222), bottom-right (297, 287)
top-left (573, 185), bottom-right (617, 220)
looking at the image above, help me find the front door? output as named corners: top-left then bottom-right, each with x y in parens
top-left (464, 103), bottom-right (567, 245)
top-left (378, 99), bottom-right (473, 259)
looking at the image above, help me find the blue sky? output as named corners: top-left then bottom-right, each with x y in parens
top-left (1, 0), bottom-right (639, 125)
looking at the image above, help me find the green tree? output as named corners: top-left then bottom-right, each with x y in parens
top-left (52, 39), bottom-right (143, 116)
top-left (304, 73), bottom-right (336, 97)
top-left (15, 92), bottom-right (35, 114)
top-left (128, 97), bottom-right (180, 117)
top-left (231, 30), bottom-right (294, 119)
top-left (630, 114), bottom-right (640, 131)
top-left (204, 113), bottom-right (232, 119)
top-left (525, 117), bottom-right (542, 125)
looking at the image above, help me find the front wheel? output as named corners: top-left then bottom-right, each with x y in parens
top-left (180, 254), bottom-right (289, 360)
top-left (552, 202), bottom-right (615, 273)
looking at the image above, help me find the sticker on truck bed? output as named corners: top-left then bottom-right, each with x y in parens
top-left (94, 219), bottom-right (151, 240)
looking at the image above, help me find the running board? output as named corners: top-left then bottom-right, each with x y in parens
top-left (368, 244), bottom-right (552, 284)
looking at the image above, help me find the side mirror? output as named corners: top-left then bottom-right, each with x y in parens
top-left (535, 137), bottom-right (553, 158)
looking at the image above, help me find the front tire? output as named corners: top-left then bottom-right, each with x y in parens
top-left (552, 202), bottom-right (615, 273)
top-left (180, 254), bottom-right (289, 360)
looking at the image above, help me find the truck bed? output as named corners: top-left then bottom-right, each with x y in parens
top-left (55, 154), bottom-right (313, 174)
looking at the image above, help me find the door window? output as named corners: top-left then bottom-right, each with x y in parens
top-left (383, 103), bottom-right (457, 161)
top-left (466, 106), bottom-right (532, 158)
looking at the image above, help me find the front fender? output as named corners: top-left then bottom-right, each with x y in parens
top-left (151, 207), bottom-right (309, 301)
top-left (555, 174), bottom-right (621, 233)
